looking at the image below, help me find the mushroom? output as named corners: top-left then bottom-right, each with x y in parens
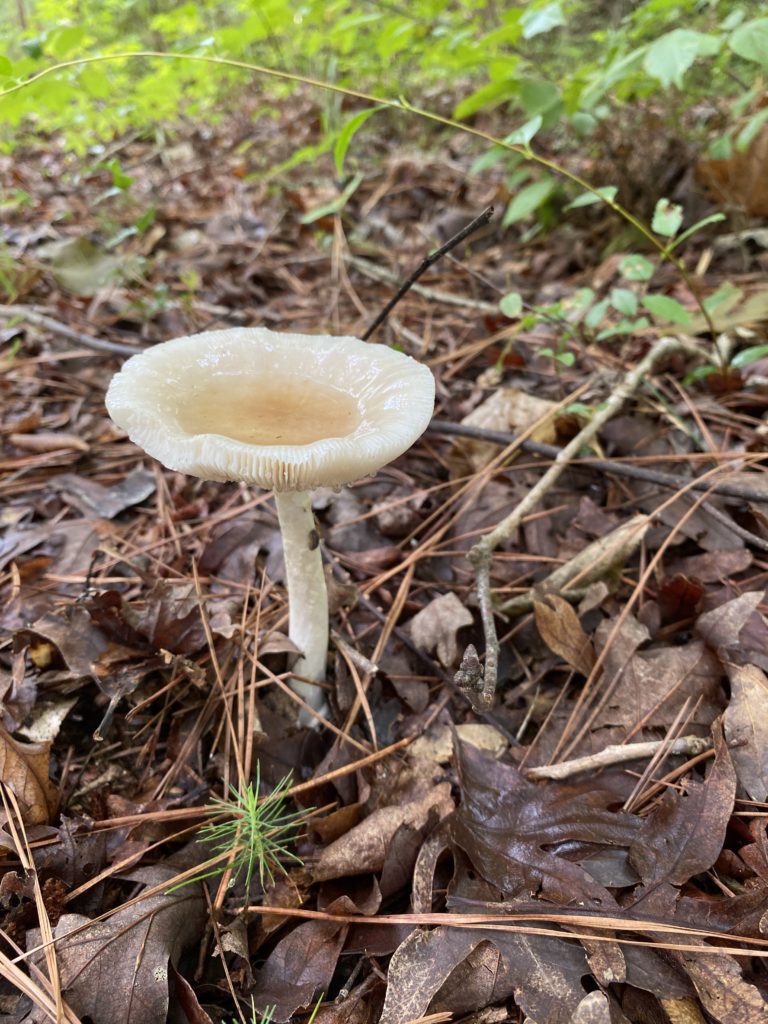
top-left (105, 327), bottom-right (435, 724)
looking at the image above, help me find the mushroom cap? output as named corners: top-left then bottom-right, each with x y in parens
top-left (106, 327), bottom-right (435, 491)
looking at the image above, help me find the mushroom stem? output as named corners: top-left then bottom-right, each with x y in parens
top-left (274, 490), bottom-right (329, 722)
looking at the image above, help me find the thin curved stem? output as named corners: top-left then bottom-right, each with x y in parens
top-left (274, 490), bottom-right (329, 720)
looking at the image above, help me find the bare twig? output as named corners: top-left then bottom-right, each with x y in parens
top-left (460, 336), bottom-right (696, 713)
top-left (525, 734), bottom-right (711, 781)
top-left (428, 419), bottom-right (768, 504)
top-left (1, 304), bottom-right (145, 357)
top-left (361, 205), bottom-right (495, 340)
top-left (348, 255), bottom-right (499, 315)
top-left (500, 514), bottom-right (650, 615)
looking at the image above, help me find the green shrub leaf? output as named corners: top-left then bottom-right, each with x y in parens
top-left (500, 292), bottom-right (523, 318)
top-left (643, 29), bottom-right (721, 89)
top-left (642, 294), bottom-right (692, 324)
top-left (502, 178), bottom-right (555, 225)
top-left (651, 198), bottom-right (684, 237)
top-left (729, 19), bottom-right (768, 64)
top-left (521, 2), bottom-right (565, 39)
top-left (619, 254), bottom-right (655, 281)
top-left (334, 106), bottom-right (383, 177)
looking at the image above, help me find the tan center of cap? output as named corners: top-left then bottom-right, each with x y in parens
top-left (176, 372), bottom-right (362, 446)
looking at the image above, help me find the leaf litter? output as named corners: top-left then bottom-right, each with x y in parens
top-left (1, 99), bottom-right (768, 1024)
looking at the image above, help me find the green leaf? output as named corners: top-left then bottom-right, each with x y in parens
top-left (664, 212), bottom-right (726, 252)
top-left (0, 56), bottom-right (12, 77)
top-left (641, 294), bottom-right (692, 325)
top-left (21, 37), bottom-right (45, 59)
top-left (565, 185), bottom-right (617, 210)
top-left (729, 19), bottom-right (768, 64)
top-left (504, 114), bottom-right (542, 147)
top-left (584, 297), bottom-right (611, 329)
top-left (555, 350), bottom-right (575, 366)
top-left (737, 108), bottom-right (768, 152)
top-left (517, 78), bottom-right (560, 118)
top-left (610, 287), bottom-right (638, 316)
top-left (48, 25), bottom-right (86, 59)
top-left (643, 29), bottom-right (721, 89)
top-left (106, 158), bottom-right (132, 190)
top-left (299, 172), bottom-right (363, 224)
top-left (502, 177), bottom-right (555, 226)
top-left (453, 79), bottom-right (519, 120)
top-left (521, 2), bottom-right (566, 39)
top-left (619, 254), bottom-right (655, 282)
top-left (596, 317), bottom-right (649, 340)
top-left (651, 198), bottom-right (683, 238)
top-left (499, 292), bottom-right (523, 318)
top-left (563, 287), bottom-right (595, 316)
top-left (334, 105), bottom-right (383, 177)
top-left (703, 283), bottom-right (743, 316)
top-left (731, 344), bottom-right (768, 369)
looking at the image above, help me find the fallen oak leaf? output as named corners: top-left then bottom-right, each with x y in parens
top-left (313, 783), bottom-right (453, 882)
top-left (534, 593), bottom-right (595, 676)
top-left (629, 719), bottom-right (735, 893)
top-left (379, 921), bottom-right (591, 1024)
top-left (0, 723), bottom-right (57, 825)
top-left (408, 593), bottom-right (473, 668)
top-left (27, 861), bottom-right (206, 1024)
top-left (250, 897), bottom-right (353, 1022)
top-left (676, 946), bottom-right (768, 1023)
top-left (723, 662), bottom-right (768, 801)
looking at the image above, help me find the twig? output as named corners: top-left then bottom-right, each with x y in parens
top-left (500, 514), bottom-right (650, 615)
top-left (1, 304), bottom-right (145, 357)
top-left (348, 255), bottom-right (499, 315)
top-left (361, 205), bottom-right (495, 340)
top-left (458, 336), bottom-right (694, 713)
top-left (525, 735), bottom-right (710, 781)
top-left (428, 419), bottom-right (768, 504)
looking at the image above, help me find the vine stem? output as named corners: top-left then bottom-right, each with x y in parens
top-left (2, 50), bottom-right (716, 337)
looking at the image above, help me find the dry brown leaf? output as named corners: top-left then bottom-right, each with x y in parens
top-left (696, 123), bottom-right (768, 216)
top-left (723, 663), bottom-right (768, 801)
top-left (453, 387), bottom-right (558, 471)
top-left (677, 949), bottom-right (768, 1023)
top-left (661, 997), bottom-right (708, 1024)
top-left (313, 783), bottom-right (453, 882)
top-left (409, 723), bottom-right (508, 764)
top-left (408, 593), bottom-right (473, 668)
top-left (27, 863), bottom-right (205, 1024)
top-left (0, 723), bottom-right (58, 825)
top-left (534, 593), bottom-right (596, 676)
top-left (572, 992), bottom-right (628, 1024)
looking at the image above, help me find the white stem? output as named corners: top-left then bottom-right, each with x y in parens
top-left (274, 490), bottom-right (329, 723)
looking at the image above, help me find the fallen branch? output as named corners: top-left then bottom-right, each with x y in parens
top-left (361, 205), bottom-right (495, 340)
top-left (1, 304), bottom-right (145, 357)
top-left (428, 419), bottom-right (768, 504)
top-left (525, 735), bottom-right (711, 781)
top-left (457, 336), bottom-right (698, 713)
top-left (500, 514), bottom-right (650, 615)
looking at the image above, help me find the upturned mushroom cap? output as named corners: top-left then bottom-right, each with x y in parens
top-left (106, 327), bottom-right (435, 491)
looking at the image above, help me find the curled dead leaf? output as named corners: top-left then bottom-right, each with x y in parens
top-left (724, 663), bottom-right (768, 801)
top-left (534, 593), bottom-right (596, 676)
top-left (0, 723), bottom-right (58, 825)
top-left (408, 593), bottom-right (473, 668)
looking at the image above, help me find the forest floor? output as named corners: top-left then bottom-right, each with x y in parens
top-left (2, 97), bottom-right (768, 1024)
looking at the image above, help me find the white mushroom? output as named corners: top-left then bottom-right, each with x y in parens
top-left (105, 327), bottom-right (435, 725)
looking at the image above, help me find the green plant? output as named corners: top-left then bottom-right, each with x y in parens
top-left (193, 765), bottom-right (307, 899)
